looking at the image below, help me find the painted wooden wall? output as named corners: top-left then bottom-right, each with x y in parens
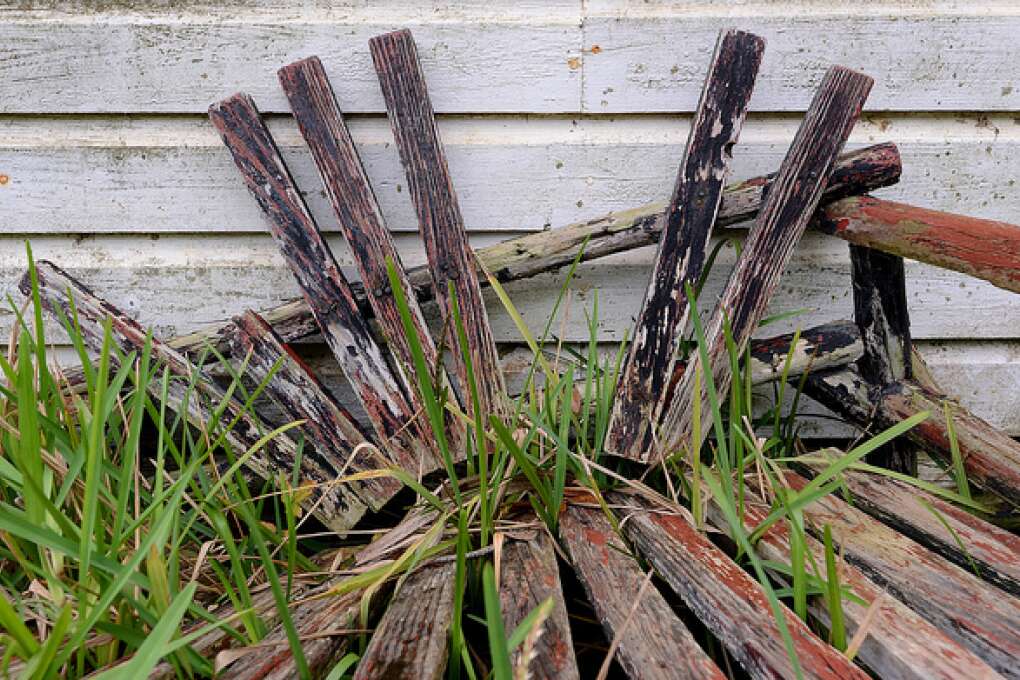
top-left (1, 1), bottom-right (1018, 435)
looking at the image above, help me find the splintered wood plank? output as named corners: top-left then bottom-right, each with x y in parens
top-left (823, 464), bottom-right (1020, 597)
top-left (560, 502), bottom-right (723, 680)
top-left (610, 492), bottom-right (868, 680)
top-left (278, 56), bottom-right (465, 458)
top-left (228, 310), bottom-right (401, 512)
top-left (850, 245), bottom-right (915, 472)
top-left (208, 93), bottom-right (439, 476)
top-left (224, 587), bottom-right (361, 680)
top-left (772, 470), bottom-right (1020, 678)
top-left (353, 561), bottom-right (457, 680)
top-left (21, 261), bottom-right (355, 531)
top-left (658, 66), bottom-right (874, 461)
top-left (371, 28), bottom-right (509, 422)
top-left (704, 484), bottom-right (1000, 680)
top-left (497, 529), bottom-right (579, 680)
top-left (606, 29), bottom-right (764, 461)
top-left (804, 366), bottom-right (1020, 504)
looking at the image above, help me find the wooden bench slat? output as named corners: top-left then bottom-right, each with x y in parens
top-left (369, 28), bottom-right (511, 422)
top-left (353, 561), bottom-right (458, 680)
top-left (22, 261), bottom-right (355, 530)
top-left (498, 529), bottom-right (579, 680)
top-left (816, 465), bottom-right (1020, 597)
top-left (611, 492), bottom-right (868, 680)
top-left (278, 56), bottom-right (465, 460)
top-left (658, 65), bottom-right (874, 460)
top-left (705, 484), bottom-right (1001, 680)
top-left (228, 310), bottom-right (401, 513)
top-left (774, 470), bottom-right (1020, 678)
top-left (607, 29), bottom-right (764, 461)
top-left (209, 93), bottom-right (440, 476)
top-left (560, 502), bottom-right (724, 680)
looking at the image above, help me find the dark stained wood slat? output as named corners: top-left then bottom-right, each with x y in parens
top-left (803, 365), bottom-right (1020, 504)
top-left (278, 56), bottom-right (465, 459)
top-left (610, 492), bottom-right (868, 680)
top-left (658, 66), bottom-right (874, 461)
top-left (208, 93), bottom-right (440, 476)
top-left (371, 28), bottom-right (509, 422)
top-left (497, 529), bottom-right (579, 680)
top-left (353, 561), bottom-right (458, 680)
top-left (228, 310), bottom-right (401, 512)
top-left (832, 466), bottom-right (1020, 596)
top-left (54, 143), bottom-right (897, 379)
top-left (560, 502), bottom-right (724, 680)
top-left (850, 245), bottom-right (915, 472)
top-left (607, 29), bottom-right (764, 461)
top-left (21, 261), bottom-right (353, 531)
top-left (773, 470), bottom-right (1020, 678)
top-left (704, 484), bottom-right (1000, 680)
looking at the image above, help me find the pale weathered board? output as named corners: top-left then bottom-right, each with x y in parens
top-left (4, 115), bottom-right (1020, 234)
top-left (4, 4), bottom-right (1020, 112)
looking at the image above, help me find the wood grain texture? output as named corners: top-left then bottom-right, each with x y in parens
top-left (278, 55), bottom-right (465, 457)
top-left (208, 92), bottom-right (440, 476)
top-left (228, 310), bottom-right (400, 512)
top-left (138, 143), bottom-right (901, 359)
top-left (560, 502), bottom-right (724, 680)
top-left (612, 492), bottom-right (868, 680)
top-left (371, 28), bottom-right (509, 421)
top-left (821, 464), bottom-right (1020, 597)
top-left (353, 561), bottom-right (457, 680)
top-left (497, 529), bottom-right (579, 680)
top-left (804, 366), bottom-right (1020, 504)
top-left (850, 245), bottom-right (915, 472)
top-left (772, 470), bottom-right (1020, 678)
top-left (820, 195), bottom-right (1020, 295)
top-left (704, 483), bottom-right (1001, 680)
top-left (19, 261), bottom-right (355, 531)
top-left (658, 66), bottom-right (874, 461)
top-left (607, 28), bottom-right (763, 460)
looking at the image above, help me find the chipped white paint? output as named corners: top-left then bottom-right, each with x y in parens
top-left (1, 2), bottom-right (1018, 437)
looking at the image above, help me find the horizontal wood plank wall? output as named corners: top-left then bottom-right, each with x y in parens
top-left (1, 2), bottom-right (1019, 435)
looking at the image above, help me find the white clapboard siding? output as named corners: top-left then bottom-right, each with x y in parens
top-left (1, 114), bottom-right (1018, 233)
top-left (4, 232), bottom-right (1017, 343)
top-left (4, 3), bottom-right (1020, 113)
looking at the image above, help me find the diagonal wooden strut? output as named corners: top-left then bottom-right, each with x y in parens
top-left (606, 28), bottom-right (764, 460)
top-left (278, 56), bottom-right (465, 459)
top-left (371, 28), bottom-right (510, 423)
top-left (209, 92), bottom-right (441, 476)
top-left (657, 65), bottom-right (874, 461)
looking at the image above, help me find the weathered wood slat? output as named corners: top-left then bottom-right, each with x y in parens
top-left (228, 310), bottom-right (401, 512)
top-left (103, 142), bottom-right (897, 362)
top-left (804, 366), bottom-right (1020, 504)
top-left (704, 483), bottom-right (1001, 680)
top-left (850, 245), bottom-right (915, 472)
top-left (352, 561), bottom-right (457, 680)
top-left (607, 28), bottom-right (763, 460)
top-left (208, 93), bottom-right (440, 476)
top-left (772, 470), bottom-right (1020, 678)
top-left (817, 464), bottom-right (1020, 597)
top-left (497, 529), bottom-right (579, 680)
top-left (820, 195), bottom-right (1020, 295)
top-left (560, 501), bottom-right (724, 680)
top-left (611, 492), bottom-right (868, 680)
top-left (658, 66), bottom-right (874, 460)
top-left (21, 261), bottom-right (356, 531)
top-left (371, 28), bottom-right (509, 421)
top-left (278, 56), bottom-right (464, 458)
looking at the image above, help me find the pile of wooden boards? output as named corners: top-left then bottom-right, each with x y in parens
top-left (24, 26), bottom-right (1020, 680)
